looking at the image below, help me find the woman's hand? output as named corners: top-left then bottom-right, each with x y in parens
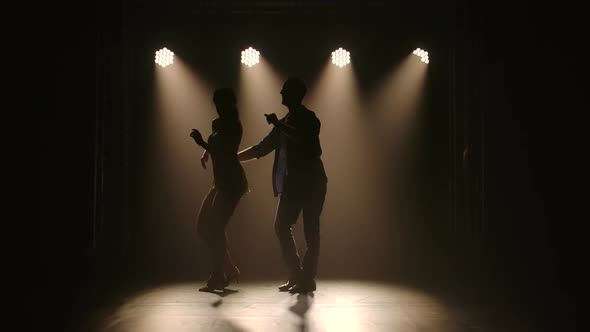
top-left (200, 150), bottom-right (209, 169)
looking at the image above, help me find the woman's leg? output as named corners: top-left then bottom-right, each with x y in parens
top-left (197, 188), bottom-right (228, 288)
top-left (223, 232), bottom-right (234, 270)
top-left (197, 188), bottom-right (217, 244)
top-left (223, 232), bottom-right (241, 281)
top-left (209, 191), bottom-right (242, 280)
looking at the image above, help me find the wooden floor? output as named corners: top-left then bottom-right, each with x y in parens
top-left (81, 280), bottom-right (504, 332)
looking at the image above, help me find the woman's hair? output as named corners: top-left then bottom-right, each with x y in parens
top-left (213, 88), bottom-right (237, 105)
top-left (213, 88), bottom-right (238, 119)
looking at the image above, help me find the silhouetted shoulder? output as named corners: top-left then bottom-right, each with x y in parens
top-left (299, 106), bottom-right (321, 126)
top-left (299, 106), bottom-right (318, 118)
top-left (213, 118), bottom-right (242, 132)
top-left (212, 118), bottom-right (222, 132)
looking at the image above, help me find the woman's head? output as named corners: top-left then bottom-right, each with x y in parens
top-left (213, 88), bottom-right (238, 119)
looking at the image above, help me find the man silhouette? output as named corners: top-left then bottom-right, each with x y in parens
top-left (238, 77), bottom-right (327, 293)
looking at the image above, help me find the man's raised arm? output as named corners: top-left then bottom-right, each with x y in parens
top-left (237, 127), bottom-right (279, 162)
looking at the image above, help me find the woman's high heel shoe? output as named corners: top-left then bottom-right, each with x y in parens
top-left (199, 274), bottom-right (228, 292)
top-left (225, 266), bottom-right (241, 285)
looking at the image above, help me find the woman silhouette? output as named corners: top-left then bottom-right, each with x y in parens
top-left (190, 88), bottom-right (248, 291)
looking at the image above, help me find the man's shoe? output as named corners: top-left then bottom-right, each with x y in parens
top-left (288, 280), bottom-right (316, 293)
top-left (278, 279), bottom-right (297, 292)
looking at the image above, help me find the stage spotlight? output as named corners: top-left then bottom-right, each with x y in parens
top-left (155, 47), bottom-right (174, 68)
top-left (241, 47), bottom-right (260, 67)
top-left (412, 48), bottom-right (429, 64)
top-left (331, 47), bottom-right (351, 68)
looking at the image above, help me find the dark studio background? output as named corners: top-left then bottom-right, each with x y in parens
top-left (40, 1), bottom-right (581, 331)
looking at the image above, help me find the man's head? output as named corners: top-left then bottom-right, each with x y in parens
top-left (280, 77), bottom-right (307, 107)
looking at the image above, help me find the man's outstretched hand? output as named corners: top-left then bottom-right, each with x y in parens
top-left (190, 129), bottom-right (205, 146)
top-left (264, 113), bottom-right (279, 125)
